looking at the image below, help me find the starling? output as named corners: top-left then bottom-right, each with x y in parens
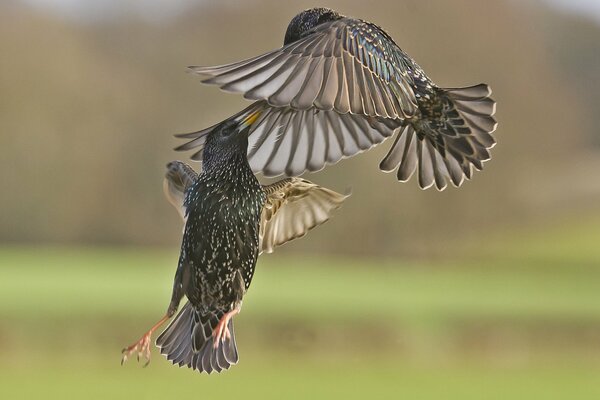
top-left (177, 7), bottom-right (497, 190)
top-left (121, 111), bottom-right (348, 373)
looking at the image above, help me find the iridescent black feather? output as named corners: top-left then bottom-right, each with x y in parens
top-left (158, 118), bottom-right (348, 373)
top-left (183, 7), bottom-right (498, 190)
top-left (157, 120), bottom-right (265, 373)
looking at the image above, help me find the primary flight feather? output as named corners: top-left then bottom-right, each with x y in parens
top-left (178, 7), bottom-right (497, 190)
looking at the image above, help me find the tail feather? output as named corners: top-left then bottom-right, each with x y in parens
top-left (379, 84), bottom-right (497, 190)
top-left (155, 302), bottom-right (239, 374)
top-left (444, 83), bottom-right (492, 100)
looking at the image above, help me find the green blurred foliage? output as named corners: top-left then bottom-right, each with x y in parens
top-left (1, 217), bottom-right (600, 399)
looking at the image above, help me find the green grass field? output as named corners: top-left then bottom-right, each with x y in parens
top-left (1, 217), bottom-right (600, 399)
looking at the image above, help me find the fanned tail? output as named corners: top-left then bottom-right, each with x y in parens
top-left (155, 303), bottom-right (239, 374)
top-left (380, 84), bottom-right (497, 190)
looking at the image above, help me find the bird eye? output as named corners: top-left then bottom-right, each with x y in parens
top-left (221, 129), bottom-right (233, 138)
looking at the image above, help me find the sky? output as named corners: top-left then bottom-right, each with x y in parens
top-left (17, 0), bottom-right (600, 24)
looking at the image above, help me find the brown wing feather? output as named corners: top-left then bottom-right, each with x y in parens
top-left (259, 178), bottom-right (348, 254)
top-left (163, 161), bottom-right (198, 221)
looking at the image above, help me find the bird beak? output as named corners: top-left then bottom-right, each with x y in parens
top-left (240, 109), bottom-right (261, 129)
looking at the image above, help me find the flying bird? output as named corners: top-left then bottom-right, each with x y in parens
top-left (121, 111), bottom-right (348, 373)
top-left (177, 7), bottom-right (497, 190)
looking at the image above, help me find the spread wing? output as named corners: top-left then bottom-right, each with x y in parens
top-left (163, 161), bottom-right (198, 221)
top-left (189, 18), bottom-right (418, 119)
top-left (260, 178), bottom-right (349, 254)
top-left (175, 101), bottom-right (400, 177)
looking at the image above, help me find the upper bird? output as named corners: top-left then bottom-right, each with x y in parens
top-left (122, 111), bottom-right (348, 373)
top-left (177, 7), bottom-right (497, 191)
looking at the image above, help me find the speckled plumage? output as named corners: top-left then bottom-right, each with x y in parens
top-left (157, 120), bottom-right (265, 373)
top-left (152, 118), bottom-right (348, 374)
top-left (180, 7), bottom-right (498, 190)
top-left (181, 125), bottom-right (265, 311)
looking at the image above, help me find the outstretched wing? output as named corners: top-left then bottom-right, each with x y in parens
top-left (189, 18), bottom-right (418, 119)
top-left (163, 161), bottom-right (198, 221)
top-left (175, 101), bottom-right (399, 177)
top-left (260, 178), bottom-right (348, 254)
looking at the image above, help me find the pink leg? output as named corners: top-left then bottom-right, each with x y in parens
top-left (212, 307), bottom-right (240, 349)
top-left (121, 314), bottom-right (170, 366)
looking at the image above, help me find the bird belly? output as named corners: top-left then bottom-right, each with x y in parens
top-left (182, 187), bottom-right (263, 314)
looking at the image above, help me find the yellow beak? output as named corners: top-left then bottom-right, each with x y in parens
top-left (240, 109), bottom-right (261, 128)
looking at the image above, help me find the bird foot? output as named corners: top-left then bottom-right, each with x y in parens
top-left (212, 308), bottom-right (239, 349)
top-left (121, 314), bottom-right (171, 367)
top-left (121, 331), bottom-right (153, 367)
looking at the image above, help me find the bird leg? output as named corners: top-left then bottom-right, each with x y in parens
top-left (121, 314), bottom-right (171, 366)
top-left (212, 307), bottom-right (240, 349)
top-left (121, 262), bottom-right (185, 367)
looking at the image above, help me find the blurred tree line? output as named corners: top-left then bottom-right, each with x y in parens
top-left (1, 0), bottom-right (599, 257)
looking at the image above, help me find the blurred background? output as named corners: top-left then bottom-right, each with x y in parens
top-left (1, 0), bottom-right (599, 398)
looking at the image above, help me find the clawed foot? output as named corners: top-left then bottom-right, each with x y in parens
top-left (212, 320), bottom-right (232, 349)
top-left (121, 331), bottom-right (153, 367)
top-left (212, 308), bottom-right (239, 349)
top-left (121, 314), bottom-right (171, 367)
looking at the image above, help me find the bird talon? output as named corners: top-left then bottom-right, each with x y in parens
top-left (121, 334), bottom-right (153, 367)
top-left (121, 314), bottom-right (171, 368)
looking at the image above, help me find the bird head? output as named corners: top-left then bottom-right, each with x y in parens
top-left (284, 8), bottom-right (344, 45)
top-left (201, 109), bottom-right (261, 171)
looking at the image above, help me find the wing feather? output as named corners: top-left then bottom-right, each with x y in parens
top-left (189, 19), bottom-right (417, 119)
top-left (239, 103), bottom-right (396, 176)
top-left (259, 178), bottom-right (348, 254)
top-left (163, 161), bottom-right (198, 222)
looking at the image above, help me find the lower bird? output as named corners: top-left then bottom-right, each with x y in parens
top-left (121, 110), bottom-right (348, 373)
